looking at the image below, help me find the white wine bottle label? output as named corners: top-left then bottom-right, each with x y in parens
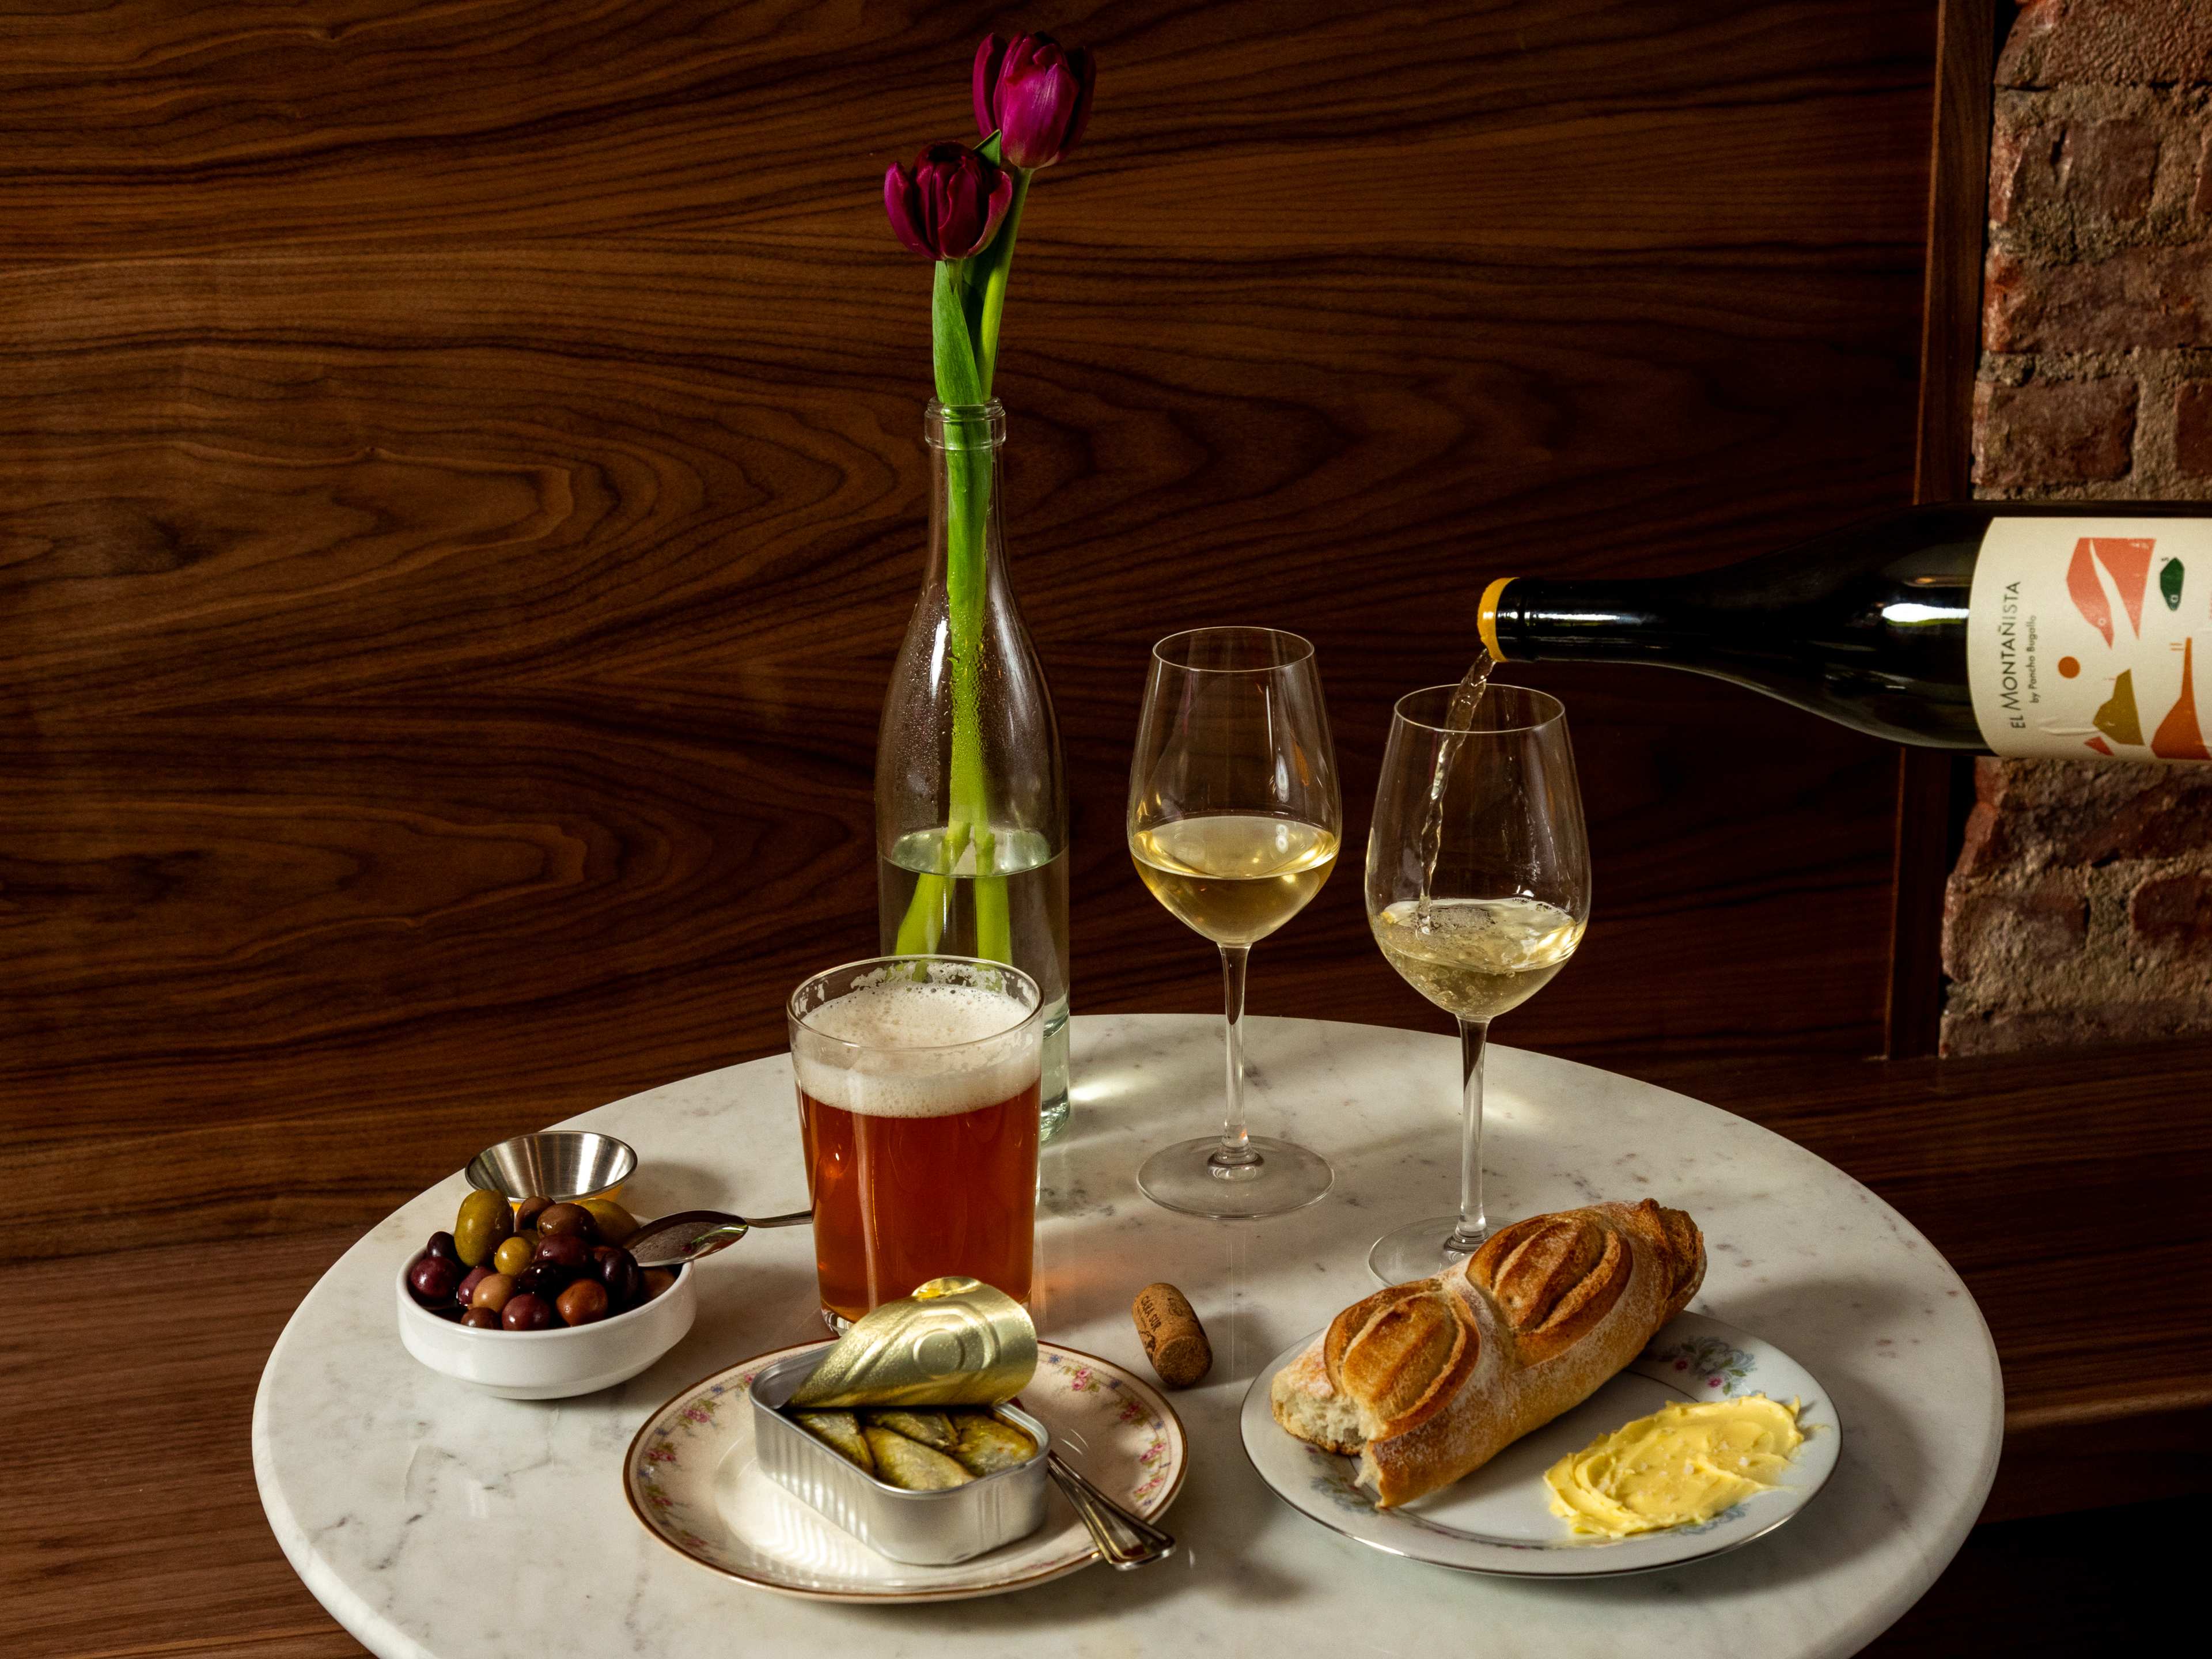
top-left (1970, 517), bottom-right (2212, 762)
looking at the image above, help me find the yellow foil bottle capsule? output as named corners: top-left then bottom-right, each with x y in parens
top-left (1477, 577), bottom-right (1516, 664)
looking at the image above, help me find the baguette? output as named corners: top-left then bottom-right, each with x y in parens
top-left (1270, 1199), bottom-right (1704, 1506)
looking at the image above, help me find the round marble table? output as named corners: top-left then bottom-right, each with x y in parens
top-left (255, 1015), bottom-right (2002, 1659)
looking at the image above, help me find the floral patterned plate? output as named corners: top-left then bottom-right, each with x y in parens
top-left (624, 1341), bottom-right (1186, 1602)
top-left (1239, 1311), bottom-right (1841, 1578)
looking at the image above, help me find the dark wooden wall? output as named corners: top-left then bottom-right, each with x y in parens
top-left (0, 1), bottom-right (1942, 1257)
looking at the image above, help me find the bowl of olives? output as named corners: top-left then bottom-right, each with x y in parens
top-left (396, 1191), bottom-right (695, 1399)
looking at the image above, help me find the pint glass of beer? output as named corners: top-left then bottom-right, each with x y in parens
top-left (789, 956), bottom-right (1044, 1327)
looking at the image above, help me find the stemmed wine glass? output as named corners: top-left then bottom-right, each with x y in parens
top-left (1127, 627), bottom-right (1342, 1218)
top-left (1364, 683), bottom-right (1590, 1282)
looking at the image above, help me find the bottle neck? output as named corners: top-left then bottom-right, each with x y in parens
top-left (1484, 577), bottom-right (1695, 664)
top-left (925, 399), bottom-right (1007, 594)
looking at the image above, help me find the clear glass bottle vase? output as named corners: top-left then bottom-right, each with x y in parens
top-left (876, 399), bottom-right (1072, 1138)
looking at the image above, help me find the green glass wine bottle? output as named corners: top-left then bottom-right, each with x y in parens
top-left (1477, 504), bottom-right (2210, 762)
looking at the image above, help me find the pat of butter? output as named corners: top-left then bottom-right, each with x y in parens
top-left (1545, 1394), bottom-right (1804, 1538)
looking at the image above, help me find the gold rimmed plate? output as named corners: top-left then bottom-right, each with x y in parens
top-left (624, 1341), bottom-right (1187, 1603)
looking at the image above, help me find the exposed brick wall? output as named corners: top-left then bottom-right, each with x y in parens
top-left (1944, 0), bottom-right (2212, 1056)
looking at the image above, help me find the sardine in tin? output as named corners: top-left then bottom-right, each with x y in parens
top-left (749, 1349), bottom-right (1051, 1565)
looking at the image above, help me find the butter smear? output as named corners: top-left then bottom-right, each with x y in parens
top-left (1545, 1394), bottom-right (1804, 1537)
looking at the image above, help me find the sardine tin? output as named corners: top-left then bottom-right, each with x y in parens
top-left (750, 1349), bottom-right (1051, 1565)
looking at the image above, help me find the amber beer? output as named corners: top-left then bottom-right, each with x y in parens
top-left (789, 958), bottom-right (1044, 1327)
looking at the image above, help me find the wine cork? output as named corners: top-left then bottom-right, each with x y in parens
top-left (1131, 1282), bottom-right (1211, 1390)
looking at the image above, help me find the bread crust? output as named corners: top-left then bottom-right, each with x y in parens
top-left (1324, 1282), bottom-right (1476, 1440)
top-left (1321, 1283), bottom-right (1430, 1390)
top-left (1270, 1199), bottom-right (1705, 1507)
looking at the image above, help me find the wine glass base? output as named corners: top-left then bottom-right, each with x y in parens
top-left (1137, 1136), bottom-right (1334, 1219)
top-left (1367, 1215), bottom-right (1488, 1285)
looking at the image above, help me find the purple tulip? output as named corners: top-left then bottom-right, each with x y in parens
top-left (972, 32), bottom-right (1095, 170)
top-left (884, 142), bottom-right (1016, 261)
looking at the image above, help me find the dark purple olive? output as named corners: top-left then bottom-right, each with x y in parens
top-left (592, 1245), bottom-right (643, 1313)
top-left (515, 1195), bottom-right (553, 1231)
top-left (453, 1265), bottom-right (490, 1307)
top-left (514, 1262), bottom-right (569, 1300)
top-left (535, 1203), bottom-right (599, 1244)
top-left (461, 1306), bottom-right (501, 1330)
top-left (556, 1279), bottom-right (610, 1327)
top-left (532, 1231), bottom-right (591, 1273)
top-left (425, 1230), bottom-right (463, 1264)
top-left (408, 1255), bottom-right (462, 1305)
top-left (502, 1292), bottom-right (557, 1332)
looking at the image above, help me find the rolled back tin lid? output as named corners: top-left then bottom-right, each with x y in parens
top-left (787, 1277), bottom-right (1037, 1408)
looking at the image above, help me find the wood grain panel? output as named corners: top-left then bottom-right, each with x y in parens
top-left (1888, 0), bottom-right (1997, 1057)
top-left (1, 254), bottom-right (1931, 1252)
top-left (0, 1), bottom-right (1933, 257)
top-left (0, 1227), bottom-right (370, 1659)
top-left (0, 1), bottom-right (1939, 1261)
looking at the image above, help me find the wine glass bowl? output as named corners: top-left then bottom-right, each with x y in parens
top-left (1127, 627), bottom-right (1342, 1218)
top-left (1364, 682), bottom-right (1591, 1283)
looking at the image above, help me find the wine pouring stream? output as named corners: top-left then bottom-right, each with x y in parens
top-left (1415, 647), bottom-right (1497, 914)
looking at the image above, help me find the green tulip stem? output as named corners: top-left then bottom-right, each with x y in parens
top-left (896, 260), bottom-right (1013, 967)
top-left (974, 168), bottom-right (1031, 395)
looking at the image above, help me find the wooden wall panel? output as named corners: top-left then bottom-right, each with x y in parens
top-left (1888, 0), bottom-right (1997, 1056)
top-left (0, 1), bottom-right (1940, 1256)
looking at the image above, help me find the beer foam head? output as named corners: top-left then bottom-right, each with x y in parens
top-left (792, 980), bottom-right (1040, 1119)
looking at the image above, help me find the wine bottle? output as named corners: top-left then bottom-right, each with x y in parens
top-left (1475, 503), bottom-right (2211, 762)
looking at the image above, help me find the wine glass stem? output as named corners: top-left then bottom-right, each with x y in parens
top-left (1210, 944), bottom-right (1261, 1175)
top-left (1446, 1016), bottom-right (1491, 1256)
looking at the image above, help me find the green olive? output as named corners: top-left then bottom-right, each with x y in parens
top-left (491, 1236), bottom-right (532, 1277)
top-left (453, 1190), bottom-right (515, 1267)
top-left (577, 1199), bottom-right (638, 1244)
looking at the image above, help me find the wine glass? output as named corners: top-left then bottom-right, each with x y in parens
top-left (1364, 683), bottom-right (1590, 1283)
top-left (1127, 627), bottom-right (1342, 1217)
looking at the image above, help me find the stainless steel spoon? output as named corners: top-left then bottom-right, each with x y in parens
top-left (622, 1207), bottom-right (813, 1269)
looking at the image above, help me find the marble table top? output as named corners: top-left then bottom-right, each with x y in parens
top-left (255, 1014), bottom-right (2002, 1659)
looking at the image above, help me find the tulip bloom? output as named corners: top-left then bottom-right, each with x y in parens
top-left (973, 32), bottom-right (1095, 170)
top-left (884, 142), bottom-right (1016, 262)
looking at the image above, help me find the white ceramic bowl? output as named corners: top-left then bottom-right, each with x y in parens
top-left (396, 1252), bottom-right (696, 1400)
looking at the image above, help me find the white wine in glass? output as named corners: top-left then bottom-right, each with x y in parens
top-left (1128, 628), bottom-right (1342, 1218)
top-left (1369, 896), bottom-right (1583, 1018)
top-left (1131, 815), bottom-right (1340, 945)
top-left (1365, 682), bottom-right (1591, 1283)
